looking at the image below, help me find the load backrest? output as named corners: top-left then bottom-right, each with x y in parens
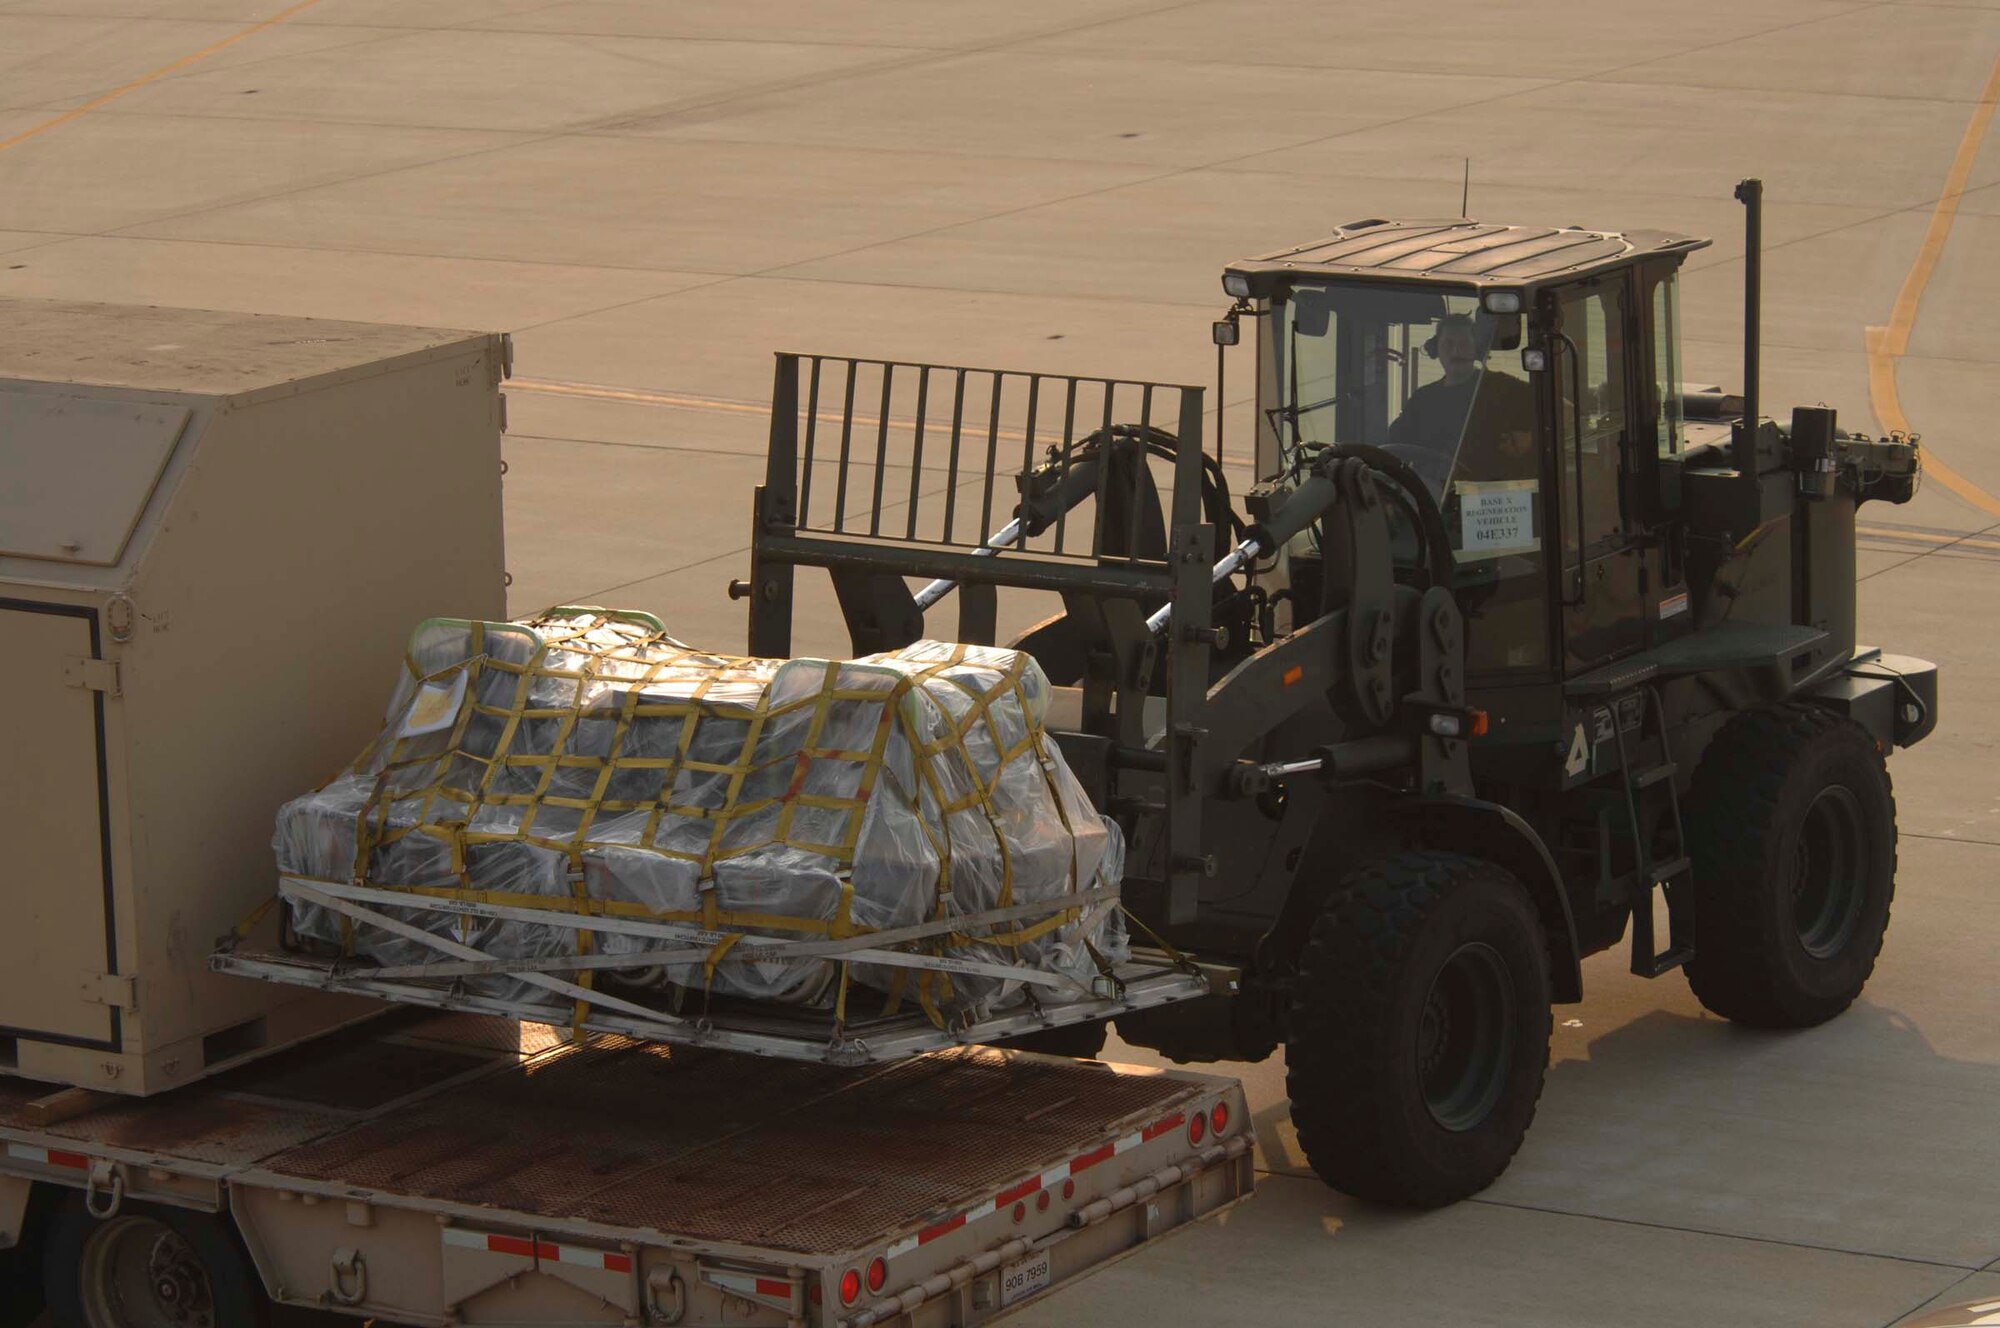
top-left (750, 352), bottom-right (1209, 656)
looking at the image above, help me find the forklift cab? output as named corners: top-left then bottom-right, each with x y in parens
top-left (1225, 220), bottom-right (1712, 686)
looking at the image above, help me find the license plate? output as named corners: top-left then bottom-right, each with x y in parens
top-left (1000, 1247), bottom-right (1053, 1307)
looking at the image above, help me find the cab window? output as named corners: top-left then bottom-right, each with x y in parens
top-left (1647, 271), bottom-right (1684, 458)
top-left (1557, 281), bottom-right (1628, 566)
top-left (1275, 283), bottom-right (1547, 673)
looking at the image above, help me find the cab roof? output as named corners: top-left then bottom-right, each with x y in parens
top-left (1224, 218), bottom-right (1710, 293)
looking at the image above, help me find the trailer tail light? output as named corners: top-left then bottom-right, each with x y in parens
top-left (840, 1268), bottom-right (862, 1305)
top-left (1188, 1111), bottom-right (1207, 1145)
top-left (1210, 1101), bottom-right (1230, 1136)
top-left (866, 1256), bottom-right (887, 1293)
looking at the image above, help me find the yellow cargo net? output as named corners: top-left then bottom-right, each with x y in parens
top-left (303, 609), bottom-right (1100, 1029)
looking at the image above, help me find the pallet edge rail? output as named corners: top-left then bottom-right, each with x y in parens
top-left (211, 876), bottom-right (1226, 1066)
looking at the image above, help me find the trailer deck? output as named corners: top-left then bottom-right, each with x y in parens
top-left (1, 1010), bottom-right (1251, 1325)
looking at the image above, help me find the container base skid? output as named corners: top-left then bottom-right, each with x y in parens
top-left (213, 876), bottom-right (1224, 1065)
top-left (0, 1011), bottom-right (1253, 1327)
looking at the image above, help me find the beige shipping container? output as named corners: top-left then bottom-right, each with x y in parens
top-left (0, 298), bottom-right (509, 1096)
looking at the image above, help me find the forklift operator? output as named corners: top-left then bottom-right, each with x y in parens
top-left (1384, 310), bottom-right (1545, 672)
top-left (1387, 313), bottom-right (1535, 484)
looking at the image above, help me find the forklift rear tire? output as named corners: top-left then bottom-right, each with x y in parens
top-left (1684, 705), bottom-right (1896, 1029)
top-left (1286, 852), bottom-right (1551, 1207)
top-left (43, 1193), bottom-right (269, 1328)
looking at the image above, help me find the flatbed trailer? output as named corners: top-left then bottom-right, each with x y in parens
top-left (0, 1008), bottom-right (1251, 1326)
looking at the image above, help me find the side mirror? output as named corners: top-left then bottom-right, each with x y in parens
top-left (1290, 289), bottom-right (1332, 337)
top-left (1489, 312), bottom-right (1522, 351)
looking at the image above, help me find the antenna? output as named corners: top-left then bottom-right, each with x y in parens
top-left (1461, 158), bottom-right (1471, 218)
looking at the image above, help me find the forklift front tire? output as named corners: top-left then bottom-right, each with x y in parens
top-left (1286, 851), bottom-right (1551, 1207)
top-left (1685, 705), bottom-right (1897, 1028)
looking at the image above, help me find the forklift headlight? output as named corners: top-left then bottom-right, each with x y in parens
top-left (1483, 291), bottom-right (1522, 313)
top-left (1222, 272), bottom-right (1252, 298)
top-left (1212, 319), bottom-right (1239, 347)
top-left (1426, 709), bottom-right (1489, 738)
top-left (1522, 347), bottom-right (1548, 372)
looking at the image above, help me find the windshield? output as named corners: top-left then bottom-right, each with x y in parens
top-left (1273, 280), bottom-right (1549, 674)
top-left (1273, 283), bottom-right (1535, 501)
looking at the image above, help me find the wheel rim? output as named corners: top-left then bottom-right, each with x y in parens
top-left (1416, 942), bottom-right (1516, 1132)
top-left (78, 1215), bottom-right (217, 1328)
top-left (1792, 784), bottom-right (1868, 960)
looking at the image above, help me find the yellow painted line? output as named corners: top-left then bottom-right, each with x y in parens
top-left (510, 377), bottom-right (769, 418)
top-left (1864, 53), bottom-right (2000, 518)
top-left (1857, 523), bottom-right (2000, 553)
top-left (0, 0), bottom-right (327, 156)
top-left (517, 378), bottom-right (2000, 553)
top-left (512, 375), bottom-right (1041, 448)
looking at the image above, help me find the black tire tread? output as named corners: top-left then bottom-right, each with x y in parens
top-left (1684, 704), bottom-right (1896, 1027)
top-left (1285, 850), bottom-right (1550, 1207)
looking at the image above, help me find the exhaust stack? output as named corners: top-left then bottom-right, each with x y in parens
top-left (1734, 177), bottom-right (1763, 478)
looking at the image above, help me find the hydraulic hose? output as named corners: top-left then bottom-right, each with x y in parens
top-left (915, 425), bottom-right (1247, 610)
top-left (1146, 443), bottom-right (1454, 636)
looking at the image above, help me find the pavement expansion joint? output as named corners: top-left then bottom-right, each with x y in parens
top-left (1465, 1196), bottom-right (1985, 1273)
top-left (1904, 831), bottom-right (2000, 850)
top-left (1878, 1270), bottom-right (1992, 1328)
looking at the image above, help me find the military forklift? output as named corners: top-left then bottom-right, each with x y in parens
top-left (735, 179), bottom-right (1938, 1207)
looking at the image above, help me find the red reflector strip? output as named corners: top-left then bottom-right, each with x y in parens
top-left (1070, 1142), bottom-right (1115, 1174)
top-left (703, 1268), bottom-right (796, 1306)
top-left (887, 1103), bottom-right (1204, 1263)
top-left (439, 1228), bottom-right (626, 1272)
top-left (4, 1144), bottom-right (89, 1170)
top-left (994, 1176), bottom-right (1041, 1207)
top-left (444, 1228), bottom-right (539, 1260)
top-left (541, 1242), bottom-right (633, 1273)
top-left (917, 1211), bottom-right (966, 1245)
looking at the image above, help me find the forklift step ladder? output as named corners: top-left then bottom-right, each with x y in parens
top-left (1613, 684), bottom-right (1695, 977)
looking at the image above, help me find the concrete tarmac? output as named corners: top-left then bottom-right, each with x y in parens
top-left (2, 1), bottom-right (1997, 1324)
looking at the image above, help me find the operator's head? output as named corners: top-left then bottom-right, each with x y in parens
top-left (1435, 313), bottom-right (1481, 384)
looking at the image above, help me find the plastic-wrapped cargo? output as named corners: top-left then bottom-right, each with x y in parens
top-left (275, 609), bottom-right (1127, 1023)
